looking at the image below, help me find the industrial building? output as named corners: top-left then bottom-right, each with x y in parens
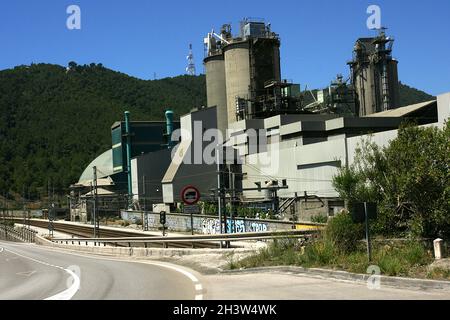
top-left (69, 114), bottom-right (180, 222)
top-left (71, 19), bottom-right (450, 226)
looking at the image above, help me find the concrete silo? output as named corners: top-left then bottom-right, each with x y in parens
top-left (204, 54), bottom-right (228, 135)
top-left (223, 22), bottom-right (281, 125)
top-left (204, 20), bottom-right (282, 129)
top-left (223, 41), bottom-right (252, 125)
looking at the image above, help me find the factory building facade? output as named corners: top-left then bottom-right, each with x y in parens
top-left (72, 19), bottom-right (449, 224)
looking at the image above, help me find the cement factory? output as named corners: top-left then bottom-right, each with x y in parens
top-left (69, 19), bottom-right (450, 233)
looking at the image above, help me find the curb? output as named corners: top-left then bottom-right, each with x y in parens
top-left (221, 266), bottom-right (450, 291)
top-left (34, 235), bottom-right (257, 259)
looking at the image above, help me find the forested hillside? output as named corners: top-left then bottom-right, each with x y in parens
top-left (0, 63), bottom-right (205, 200)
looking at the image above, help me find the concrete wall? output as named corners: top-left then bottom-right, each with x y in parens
top-left (162, 107), bottom-right (218, 204)
top-left (131, 149), bottom-right (173, 205)
top-left (120, 211), bottom-right (322, 234)
top-left (437, 92), bottom-right (450, 128)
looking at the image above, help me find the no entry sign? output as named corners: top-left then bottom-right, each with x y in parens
top-left (181, 185), bottom-right (200, 205)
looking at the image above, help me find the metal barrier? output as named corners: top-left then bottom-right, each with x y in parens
top-left (51, 230), bottom-right (318, 249)
top-left (0, 225), bottom-right (36, 243)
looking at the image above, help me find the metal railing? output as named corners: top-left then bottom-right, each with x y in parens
top-left (51, 230), bottom-right (318, 249)
top-left (0, 225), bottom-right (36, 243)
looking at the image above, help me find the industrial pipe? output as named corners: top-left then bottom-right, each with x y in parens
top-left (124, 111), bottom-right (132, 208)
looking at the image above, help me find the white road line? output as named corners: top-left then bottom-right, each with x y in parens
top-left (138, 261), bottom-right (204, 300)
top-left (3, 247), bottom-right (80, 300)
top-left (144, 261), bottom-right (200, 282)
top-left (1, 242), bottom-right (204, 300)
top-left (45, 268), bottom-right (80, 300)
top-left (0, 247), bottom-right (3, 253)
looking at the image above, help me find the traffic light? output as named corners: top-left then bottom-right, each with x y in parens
top-left (159, 211), bottom-right (166, 225)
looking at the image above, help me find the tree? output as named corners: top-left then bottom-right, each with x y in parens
top-left (333, 122), bottom-right (450, 238)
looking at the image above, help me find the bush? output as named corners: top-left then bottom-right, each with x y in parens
top-left (0, 221), bottom-right (15, 227)
top-left (300, 239), bottom-right (336, 266)
top-left (311, 215), bottom-right (328, 224)
top-left (324, 211), bottom-right (364, 253)
top-left (374, 241), bottom-right (432, 276)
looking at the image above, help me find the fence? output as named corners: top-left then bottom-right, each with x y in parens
top-left (0, 224), bottom-right (36, 243)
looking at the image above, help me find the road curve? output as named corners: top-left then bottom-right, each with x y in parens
top-left (0, 240), bottom-right (202, 300)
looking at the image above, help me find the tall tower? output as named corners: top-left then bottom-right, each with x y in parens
top-left (186, 44), bottom-right (196, 76)
top-left (349, 29), bottom-right (400, 116)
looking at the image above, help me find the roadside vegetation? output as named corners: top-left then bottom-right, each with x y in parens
top-left (230, 212), bottom-right (448, 280)
top-left (0, 220), bottom-right (15, 228)
top-left (230, 123), bottom-right (450, 280)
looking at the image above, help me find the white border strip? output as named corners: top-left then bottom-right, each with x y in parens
top-left (142, 261), bottom-right (204, 300)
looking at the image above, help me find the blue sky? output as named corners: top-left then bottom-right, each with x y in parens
top-left (0, 0), bottom-right (449, 95)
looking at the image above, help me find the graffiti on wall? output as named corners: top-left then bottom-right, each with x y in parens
top-left (201, 218), bottom-right (268, 235)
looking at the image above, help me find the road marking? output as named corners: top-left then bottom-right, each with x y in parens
top-left (6, 257), bottom-right (20, 261)
top-left (1, 241), bottom-right (203, 300)
top-left (0, 247), bottom-right (3, 253)
top-left (137, 261), bottom-right (204, 300)
top-left (144, 261), bottom-right (199, 282)
top-left (2, 246), bottom-right (80, 300)
top-left (16, 270), bottom-right (37, 277)
top-left (45, 268), bottom-right (80, 300)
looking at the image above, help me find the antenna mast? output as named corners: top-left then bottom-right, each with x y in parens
top-left (186, 43), bottom-right (196, 76)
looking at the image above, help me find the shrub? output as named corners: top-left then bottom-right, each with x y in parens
top-left (300, 239), bottom-right (336, 266)
top-left (0, 221), bottom-right (15, 227)
top-left (311, 215), bottom-right (328, 224)
top-left (324, 211), bottom-right (364, 253)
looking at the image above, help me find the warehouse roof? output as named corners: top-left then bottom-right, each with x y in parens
top-left (78, 149), bottom-right (114, 183)
top-left (366, 100), bottom-right (436, 117)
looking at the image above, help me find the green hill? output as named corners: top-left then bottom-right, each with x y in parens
top-left (0, 63), bottom-right (206, 200)
top-left (0, 63), bottom-right (435, 201)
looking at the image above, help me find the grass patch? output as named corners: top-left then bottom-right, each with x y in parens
top-left (0, 221), bottom-right (15, 228)
top-left (232, 238), bottom-right (443, 280)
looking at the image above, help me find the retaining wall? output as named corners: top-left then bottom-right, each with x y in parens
top-left (120, 211), bottom-right (323, 234)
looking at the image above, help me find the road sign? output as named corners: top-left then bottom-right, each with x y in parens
top-left (181, 185), bottom-right (200, 205)
top-left (183, 204), bottom-right (200, 214)
top-left (351, 202), bottom-right (377, 223)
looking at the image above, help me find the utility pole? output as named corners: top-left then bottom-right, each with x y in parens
top-left (142, 175), bottom-right (148, 231)
top-left (364, 202), bottom-right (372, 262)
top-left (216, 144), bottom-right (223, 248)
top-left (124, 111), bottom-right (133, 209)
top-left (93, 166), bottom-right (99, 238)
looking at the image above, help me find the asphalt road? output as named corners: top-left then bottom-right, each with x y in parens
top-left (0, 240), bottom-right (202, 300)
top-left (1, 240), bottom-right (449, 300)
top-left (203, 272), bottom-right (450, 300)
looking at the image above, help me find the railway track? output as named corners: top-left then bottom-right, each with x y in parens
top-left (8, 218), bottom-right (222, 248)
top-left (7, 218), bottom-right (317, 249)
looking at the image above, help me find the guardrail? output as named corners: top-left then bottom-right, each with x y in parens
top-left (51, 230), bottom-right (318, 249)
top-left (0, 225), bottom-right (37, 243)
